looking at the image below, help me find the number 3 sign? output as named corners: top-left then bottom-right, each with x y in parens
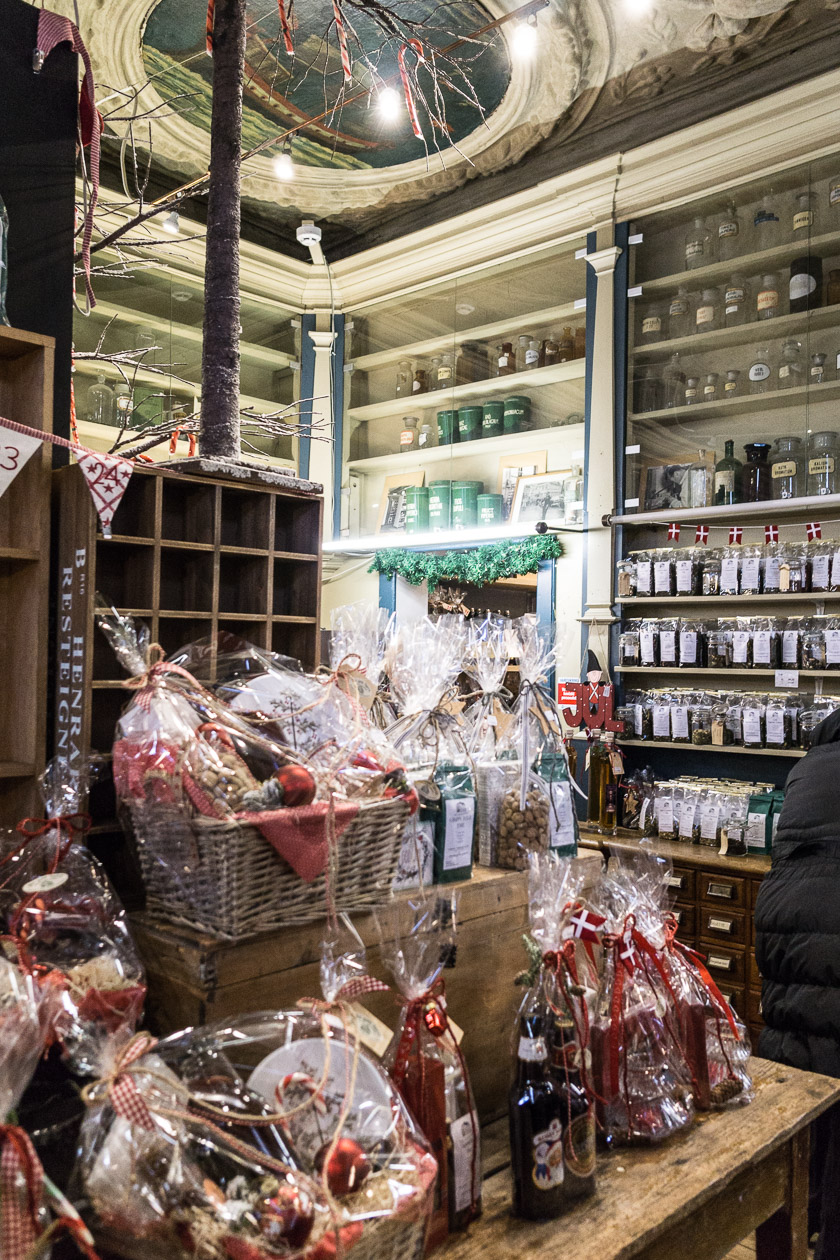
top-left (0, 432), bottom-right (41, 496)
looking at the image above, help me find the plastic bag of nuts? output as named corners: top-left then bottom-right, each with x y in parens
top-left (497, 774), bottom-right (554, 871)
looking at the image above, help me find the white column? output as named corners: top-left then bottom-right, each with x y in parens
top-left (307, 325), bottom-right (335, 543)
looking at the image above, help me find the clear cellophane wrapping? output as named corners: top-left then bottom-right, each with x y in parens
top-left (384, 617), bottom-right (469, 772)
top-left (329, 602), bottom-right (394, 728)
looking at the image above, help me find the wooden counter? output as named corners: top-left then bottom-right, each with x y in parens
top-left (579, 827), bottom-right (772, 877)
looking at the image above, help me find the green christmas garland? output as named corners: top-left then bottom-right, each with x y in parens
top-left (369, 535), bottom-right (564, 586)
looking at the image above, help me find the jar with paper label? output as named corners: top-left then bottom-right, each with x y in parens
top-left (399, 416), bottom-right (419, 452)
top-left (684, 376), bottom-right (701, 406)
top-left (790, 256), bottom-right (822, 315)
top-left (807, 430), bottom-right (839, 497)
top-left (825, 618), bottom-right (840, 669)
top-left (685, 216), bottom-right (713, 270)
top-left (720, 548), bottom-right (740, 596)
top-left (674, 548), bottom-right (701, 596)
top-left (723, 274), bottom-right (748, 327)
top-left (635, 551), bottom-right (653, 597)
top-left (751, 618), bottom-right (780, 669)
top-left (498, 343), bottom-right (516, 375)
top-left (703, 372), bottom-right (719, 402)
top-left (514, 335), bottom-right (531, 373)
top-left (777, 339), bottom-right (805, 389)
top-left (688, 449), bottom-right (713, 508)
top-left (802, 624), bottom-right (826, 670)
top-left (395, 358), bottom-right (413, 398)
top-left (652, 550), bottom-right (675, 596)
top-left (679, 621), bottom-right (705, 668)
top-left (781, 618), bottom-right (802, 668)
top-left (765, 695), bottom-right (792, 749)
top-left (779, 545), bottom-right (806, 593)
top-left (810, 540), bottom-right (832, 591)
top-left (412, 364), bottom-right (428, 394)
top-left (740, 546), bottom-right (762, 594)
top-left (757, 274), bottom-right (781, 321)
top-left (639, 620), bottom-right (659, 667)
top-left (761, 546), bottom-right (782, 594)
top-left (668, 286), bottom-right (692, 339)
top-left (753, 194), bottom-right (781, 249)
top-left (640, 304), bottom-right (664, 343)
top-left (695, 288), bottom-right (719, 333)
top-left (691, 702), bottom-right (712, 745)
top-left (717, 201), bottom-right (742, 261)
top-left (724, 368), bottom-right (741, 398)
top-left (810, 352), bottom-right (829, 384)
top-left (741, 695), bottom-right (765, 748)
top-left (800, 709), bottom-right (823, 750)
top-left (714, 441), bottom-right (743, 506)
top-left (748, 347), bottom-right (773, 395)
top-left (711, 699), bottom-right (734, 745)
top-left (730, 618), bottom-right (753, 666)
top-left (619, 626), bottom-right (641, 667)
top-left (436, 351), bottom-right (455, 389)
top-left (617, 558), bottom-right (637, 599)
top-left (707, 629), bottom-right (730, 670)
top-left (792, 190), bottom-right (816, 238)
top-left (541, 335), bottom-right (559, 366)
top-left (702, 553), bottom-right (722, 596)
top-left (658, 618), bottom-right (679, 668)
top-left (770, 435), bottom-right (804, 500)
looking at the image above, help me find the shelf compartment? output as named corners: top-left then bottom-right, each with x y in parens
top-left (272, 557), bottom-right (319, 619)
top-left (107, 473), bottom-right (158, 538)
top-left (347, 359), bottom-right (585, 423)
top-left (274, 497), bottom-right (321, 555)
top-left (272, 619), bottom-right (318, 669)
top-left (161, 478), bottom-right (217, 544)
top-left (616, 738), bottom-right (805, 758)
top-left (615, 666), bottom-right (840, 678)
top-left (347, 422), bottom-right (582, 476)
top-left (629, 376), bottom-right (840, 424)
top-left (96, 542), bottom-right (155, 610)
top-left (213, 619), bottom-right (270, 651)
top-left (220, 487), bottom-right (272, 549)
top-left (156, 615), bottom-right (215, 659)
top-left (218, 553), bottom-right (269, 615)
top-left (89, 686), bottom-right (126, 756)
top-left (630, 304), bottom-right (840, 361)
top-left (638, 228), bottom-right (840, 297)
top-left (160, 550), bottom-right (214, 612)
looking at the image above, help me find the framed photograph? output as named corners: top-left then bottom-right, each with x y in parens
top-left (511, 471), bottom-right (571, 526)
top-left (640, 452), bottom-right (714, 512)
top-left (497, 451), bottom-right (548, 522)
top-left (376, 471), bottom-right (425, 533)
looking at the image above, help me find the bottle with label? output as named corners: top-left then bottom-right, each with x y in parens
top-left (684, 376), bottom-right (700, 406)
top-left (723, 274), bottom-right (748, 327)
top-left (703, 372), bottom-right (719, 402)
top-left (668, 286), bottom-right (692, 339)
top-left (429, 356), bottom-right (442, 391)
top-left (412, 364), bottom-right (428, 394)
top-left (748, 346), bottom-right (773, 394)
top-left (717, 200), bottom-right (741, 262)
top-left (498, 343), bottom-right (516, 375)
top-left (557, 327), bottom-right (575, 361)
top-left (399, 417), bottom-right (419, 452)
top-left (510, 1010), bottom-right (590, 1221)
top-left (685, 216), bottom-right (713, 270)
top-left (526, 338), bottom-right (540, 369)
top-left (829, 173), bottom-right (840, 212)
top-left (640, 305), bottom-right (663, 343)
top-left (811, 352), bottom-right (829, 384)
top-left (695, 287), bottom-right (719, 332)
top-left (0, 194), bottom-right (8, 325)
top-left (395, 358), bottom-right (412, 398)
top-left (757, 273), bottom-right (780, 321)
top-left (437, 352), bottom-right (455, 389)
top-left (807, 431), bottom-right (839, 497)
top-left (724, 368), bottom-right (741, 398)
top-left (770, 435), bottom-right (804, 500)
top-left (714, 440), bottom-right (743, 505)
top-left (515, 335), bottom-right (531, 373)
top-left (777, 338), bottom-right (804, 390)
top-left (792, 190), bottom-right (816, 238)
top-left (688, 449), bottom-right (713, 508)
top-left (542, 336), bottom-right (559, 366)
top-left (742, 442), bottom-right (772, 503)
top-left (753, 194), bottom-right (781, 249)
top-left (662, 352), bottom-right (686, 409)
top-left (598, 733), bottom-right (618, 835)
top-left (790, 256), bottom-right (823, 314)
top-left (418, 419), bottom-right (435, 450)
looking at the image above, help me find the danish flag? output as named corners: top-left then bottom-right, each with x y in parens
top-left (667, 522), bottom-right (680, 541)
top-left (695, 524), bottom-right (709, 545)
top-left (807, 522), bottom-right (822, 541)
top-left (765, 524), bottom-right (779, 544)
top-left (564, 908), bottom-right (607, 943)
top-left (618, 922), bottom-right (637, 972)
top-left (728, 526), bottom-right (743, 545)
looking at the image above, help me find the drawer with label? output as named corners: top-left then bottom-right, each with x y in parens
top-left (699, 873), bottom-right (746, 908)
top-left (701, 944), bottom-right (746, 986)
top-left (664, 866), bottom-right (696, 900)
top-left (717, 984), bottom-right (746, 1020)
top-left (699, 908), bottom-right (747, 946)
top-left (747, 988), bottom-right (764, 1026)
top-left (670, 903), bottom-right (696, 940)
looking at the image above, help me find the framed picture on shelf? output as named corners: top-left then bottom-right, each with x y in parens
top-left (497, 452), bottom-right (548, 522)
top-left (640, 452), bottom-right (714, 512)
top-left (511, 471), bottom-right (570, 526)
top-left (376, 471), bottom-right (425, 533)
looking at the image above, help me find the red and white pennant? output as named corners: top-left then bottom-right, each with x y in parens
top-left (765, 523), bottom-right (779, 544)
top-left (695, 524), bottom-right (709, 545)
top-left (729, 526), bottom-right (743, 545)
top-left (667, 522), bottom-right (680, 541)
top-left (807, 522), bottom-right (822, 541)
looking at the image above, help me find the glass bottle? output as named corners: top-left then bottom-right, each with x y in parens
top-left (399, 416), bottom-right (418, 452)
top-left (395, 358), bottom-right (412, 398)
top-left (412, 363), bottom-right (428, 394)
top-left (807, 431), bottom-right (840, 497)
top-left (418, 419), bottom-right (435, 450)
top-left (695, 287), bottom-right (719, 333)
top-left (498, 342), bottom-right (516, 375)
top-left (717, 200), bottom-right (741, 261)
top-left (811, 352), bottom-right (829, 384)
top-left (526, 338), bottom-right (540, 369)
top-left (516, 335), bottom-right (531, 373)
top-left (115, 385), bottom-right (134, 427)
top-left (757, 273), bottom-right (780, 321)
top-left (688, 449), bottom-right (713, 507)
top-left (703, 371), bottom-right (719, 402)
top-left (685, 376), bottom-right (701, 406)
top-left (715, 440), bottom-right (743, 505)
top-left (753, 193), bottom-right (781, 249)
top-left (723, 274), bottom-right (748, 327)
top-left (777, 338), bottom-right (804, 390)
top-left (542, 336), bottom-right (559, 366)
top-left (828, 270), bottom-right (840, 306)
top-left (557, 327), bottom-right (575, 361)
top-left (436, 351), bottom-right (454, 389)
top-left (748, 346), bottom-right (773, 394)
top-left (790, 256), bottom-right (823, 314)
top-left (770, 435), bottom-right (804, 500)
top-left (662, 353), bottom-right (686, 409)
top-left (830, 172), bottom-right (840, 213)
top-left (429, 355), bottom-right (441, 390)
top-left (586, 740), bottom-right (606, 828)
top-left (598, 734), bottom-right (618, 834)
top-left (0, 194), bottom-right (7, 325)
top-left (634, 364), bottom-right (663, 414)
top-left (792, 190), bottom-right (816, 238)
top-left (668, 286), bottom-right (692, 339)
top-left (724, 368), bottom-right (741, 399)
top-left (685, 215), bottom-right (713, 270)
top-left (742, 442), bottom-right (772, 503)
top-left (88, 374), bottom-right (116, 426)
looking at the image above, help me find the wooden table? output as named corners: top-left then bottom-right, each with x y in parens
top-left (439, 1058), bottom-right (840, 1260)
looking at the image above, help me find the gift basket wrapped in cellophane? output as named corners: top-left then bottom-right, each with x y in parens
top-left (76, 924), bottom-right (437, 1260)
top-left (99, 613), bottom-right (416, 940)
top-left (329, 603), bottom-right (396, 731)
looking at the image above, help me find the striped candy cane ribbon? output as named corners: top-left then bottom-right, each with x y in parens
top-left (331, 0), bottom-right (352, 81)
top-left (278, 0), bottom-right (295, 55)
top-left (398, 40), bottom-right (425, 139)
top-left (206, 0), bottom-right (214, 53)
top-left (276, 1072), bottom-right (328, 1117)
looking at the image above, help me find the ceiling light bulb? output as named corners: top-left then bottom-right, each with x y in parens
top-left (511, 16), bottom-right (538, 59)
top-left (378, 86), bottom-right (401, 121)
top-left (625, 0), bottom-right (653, 13)
top-left (273, 148), bottom-right (295, 181)
top-left (161, 209), bottom-right (180, 235)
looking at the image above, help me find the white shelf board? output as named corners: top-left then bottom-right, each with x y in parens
top-left (347, 422), bottom-right (584, 476)
top-left (347, 359), bottom-right (585, 423)
top-left (629, 377), bottom-right (840, 423)
top-left (611, 493), bottom-right (840, 527)
top-left (89, 301), bottom-right (296, 370)
top-left (631, 304), bottom-right (840, 360)
top-left (615, 665), bottom-right (840, 678)
top-left (617, 592), bottom-right (840, 607)
top-left (323, 523), bottom-right (582, 554)
top-left (352, 302), bottom-right (583, 372)
top-left (616, 738), bottom-right (805, 758)
top-left (73, 358), bottom-right (287, 416)
top-left (638, 228), bottom-right (840, 298)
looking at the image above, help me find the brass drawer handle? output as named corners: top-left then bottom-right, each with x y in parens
top-left (707, 881), bottom-right (736, 900)
top-left (708, 954), bottom-right (733, 971)
top-left (666, 874), bottom-right (685, 890)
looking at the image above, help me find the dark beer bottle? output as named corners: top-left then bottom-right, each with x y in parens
top-left (509, 1011), bottom-right (573, 1220)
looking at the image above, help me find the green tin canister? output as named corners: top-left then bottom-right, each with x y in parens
top-left (503, 395), bottom-right (532, 433)
top-left (404, 485), bottom-right (430, 534)
top-left (452, 480), bottom-right (482, 529)
top-left (458, 406), bottom-right (483, 442)
top-left (477, 493), bottom-right (504, 526)
top-left (437, 410), bottom-right (458, 444)
top-left (482, 400), bottom-right (504, 438)
top-left (428, 480), bottom-right (452, 531)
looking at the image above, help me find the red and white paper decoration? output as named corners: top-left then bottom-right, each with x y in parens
top-left (765, 524), bottom-right (779, 544)
top-left (728, 526), bottom-right (743, 545)
top-left (695, 524), bottom-right (709, 545)
top-left (807, 521), bottom-right (822, 540)
top-left (671, 520), bottom-right (829, 545)
top-left (667, 522), bottom-right (680, 541)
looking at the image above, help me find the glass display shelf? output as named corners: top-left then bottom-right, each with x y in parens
top-left (615, 739), bottom-right (805, 759)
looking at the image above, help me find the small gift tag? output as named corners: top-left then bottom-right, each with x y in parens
top-left (416, 779), bottom-right (441, 804)
top-left (22, 872), bottom-right (69, 894)
top-left (609, 748), bottom-right (625, 776)
top-left (336, 671), bottom-right (377, 711)
top-left (326, 1004), bottom-right (393, 1058)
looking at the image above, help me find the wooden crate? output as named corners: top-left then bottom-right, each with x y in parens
top-left (52, 463), bottom-right (322, 894)
top-left (0, 326), bottom-right (53, 826)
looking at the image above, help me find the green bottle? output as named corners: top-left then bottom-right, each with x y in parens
top-left (714, 439), bottom-right (743, 505)
top-left (0, 193), bottom-right (8, 325)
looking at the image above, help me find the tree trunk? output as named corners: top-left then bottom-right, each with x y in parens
top-left (200, 0), bottom-right (246, 458)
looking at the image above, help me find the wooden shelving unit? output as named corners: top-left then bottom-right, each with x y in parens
top-left (614, 738), bottom-right (805, 759)
top-left (0, 326), bottom-right (53, 826)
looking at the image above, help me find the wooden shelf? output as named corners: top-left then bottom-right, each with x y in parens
top-left (638, 227), bottom-right (840, 297)
top-left (347, 422), bottom-right (583, 475)
top-left (617, 592), bottom-right (840, 607)
top-left (347, 359), bottom-right (585, 423)
top-left (629, 376), bottom-right (840, 423)
top-left (616, 665), bottom-right (840, 678)
top-left (616, 738), bottom-right (805, 758)
top-left (0, 546), bottom-right (40, 563)
top-left (612, 492), bottom-right (840, 527)
top-left (0, 761), bottom-right (37, 779)
top-left (631, 304), bottom-right (840, 361)
top-left (352, 302), bottom-right (584, 372)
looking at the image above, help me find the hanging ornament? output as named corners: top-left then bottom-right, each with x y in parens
top-left (277, 0), bottom-right (295, 54)
top-left (807, 521), bottom-right (822, 541)
top-left (256, 1181), bottom-right (315, 1249)
top-left (695, 525), bottom-right (709, 545)
top-left (273, 764), bottom-right (317, 808)
top-left (728, 526), bottom-right (743, 545)
top-left (560, 682), bottom-right (623, 733)
top-left (667, 522), bottom-right (680, 541)
top-left (765, 523), bottom-right (779, 544)
top-left (315, 1138), bottom-right (371, 1197)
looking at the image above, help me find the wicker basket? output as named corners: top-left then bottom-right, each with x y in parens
top-left (124, 796), bottom-right (410, 940)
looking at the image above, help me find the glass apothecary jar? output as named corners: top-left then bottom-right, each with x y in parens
top-left (742, 442), bottom-right (772, 502)
top-left (723, 275), bottom-right (748, 327)
top-left (617, 558), bottom-right (637, 599)
top-left (800, 710), bottom-right (823, 749)
top-left (695, 288), bottom-right (719, 333)
top-left (711, 700), bottom-right (734, 745)
top-left (777, 339), bottom-right (805, 389)
top-left (395, 358), bottom-right (412, 397)
top-left (770, 436), bottom-right (804, 500)
top-left (807, 431), bottom-right (840, 497)
top-left (668, 287), bottom-right (692, 339)
top-left (690, 704), bottom-right (712, 746)
top-left (779, 545), bottom-right (807, 593)
top-left (707, 629), bottom-right (730, 670)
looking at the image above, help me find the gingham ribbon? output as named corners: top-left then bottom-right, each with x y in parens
top-left (332, 0), bottom-right (352, 81)
top-left (808, 521), bottom-right (822, 541)
top-left (0, 1126), bottom-right (44, 1260)
top-left (206, 0), bottom-right (214, 53)
top-left (334, 975), bottom-right (389, 1002)
top-left (729, 526), bottom-right (743, 545)
top-left (695, 524), bottom-right (709, 545)
top-left (398, 40), bottom-right (425, 139)
top-left (36, 12), bottom-right (99, 309)
top-left (278, 0), bottom-right (295, 55)
top-left (765, 523), bottom-right (779, 544)
top-left (107, 1033), bottom-right (159, 1131)
top-left (667, 522), bottom-right (680, 542)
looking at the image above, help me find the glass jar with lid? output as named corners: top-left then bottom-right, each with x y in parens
top-left (695, 288), bottom-right (719, 333)
top-left (723, 275), bottom-right (748, 327)
top-left (800, 709), bottom-right (824, 749)
top-left (668, 286), bottom-right (692, 339)
top-left (742, 441), bottom-right (772, 502)
top-left (779, 545), bottom-right (806, 593)
top-left (778, 339), bottom-right (804, 389)
top-left (557, 327), bottom-right (575, 361)
top-left (497, 343), bottom-right (516, 375)
top-left (770, 435), bottom-right (804, 500)
top-left (395, 358), bottom-right (412, 397)
top-left (717, 201), bottom-right (742, 261)
top-left (412, 363), bottom-right (428, 394)
top-left (707, 630), bottom-right (730, 670)
top-left (685, 376), bottom-right (701, 406)
top-left (711, 699), bottom-right (734, 745)
top-left (662, 353), bottom-right (686, 409)
top-left (436, 351), bottom-right (455, 389)
top-left (541, 335), bottom-right (559, 366)
top-left (810, 352), bottom-right (830, 385)
top-left (685, 216), bottom-right (713, 269)
top-left (688, 449), bottom-right (713, 507)
top-left (807, 430), bottom-right (840, 497)
top-left (690, 704), bottom-right (712, 746)
top-left (756, 274), bottom-right (781, 321)
top-left (749, 346), bottom-right (773, 394)
top-left (515, 334), bottom-right (531, 373)
top-left (723, 368), bottom-right (741, 399)
top-left (619, 626), bottom-right (641, 667)
top-left (703, 372), bottom-right (719, 402)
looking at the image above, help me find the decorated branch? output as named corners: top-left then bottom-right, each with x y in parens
top-left (369, 536), bottom-right (564, 587)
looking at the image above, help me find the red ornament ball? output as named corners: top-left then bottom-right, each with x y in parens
top-left (275, 764), bottom-right (317, 808)
top-left (314, 1137), bottom-right (371, 1197)
top-left (256, 1178), bottom-right (314, 1249)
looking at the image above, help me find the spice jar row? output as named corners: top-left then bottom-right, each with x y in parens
top-left (620, 686), bottom-right (837, 749)
top-left (392, 327), bottom-right (585, 398)
top-left (678, 187), bottom-right (840, 273)
top-left (619, 616), bottom-right (840, 670)
top-left (622, 770), bottom-right (781, 856)
top-left (619, 539), bottom-right (840, 599)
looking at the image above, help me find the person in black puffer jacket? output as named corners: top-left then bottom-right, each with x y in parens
top-left (755, 707), bottom-right (840, 1260)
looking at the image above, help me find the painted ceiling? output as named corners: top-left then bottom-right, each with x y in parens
top-left (30, 0), bottom-right (840, 253)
